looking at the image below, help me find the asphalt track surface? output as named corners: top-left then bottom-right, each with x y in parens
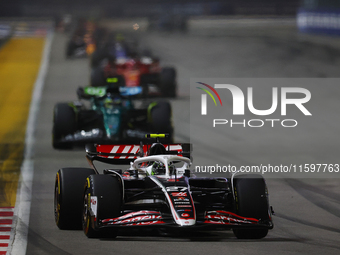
top-left (27, 23), bottom-right (340, 254)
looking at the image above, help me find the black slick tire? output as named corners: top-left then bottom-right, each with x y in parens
top-left (232, 174), bottom-right (270, 239)
top-left (54, 168), bottom-right (96, 230)
top-left (82, 175), bottom-right (122, 238)
top-left (149, 101), bottom-right (173, 142)
top-left (90, 66), bottom-right (106, 87)
top-left (52, 103), bottom-right (76, 149)
top-left (160, 67), bottom-right (176, 98)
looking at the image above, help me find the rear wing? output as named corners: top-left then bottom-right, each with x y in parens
top-left (85, 143), bottom-right (192, 165)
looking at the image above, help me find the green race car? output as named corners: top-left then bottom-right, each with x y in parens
top-left (52, 85), bottom-right (173, 149)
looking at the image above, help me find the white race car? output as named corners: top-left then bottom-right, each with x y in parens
top-left (54, 134), bottom-right (273, 239)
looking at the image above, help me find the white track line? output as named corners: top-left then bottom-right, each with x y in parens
top-left (7, 28), bottom-right (54, 255)
top-left (0, 209), bottom-right (13, 212)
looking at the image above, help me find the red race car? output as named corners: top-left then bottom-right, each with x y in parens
top-left (90, 38), bottom-right (177, 98)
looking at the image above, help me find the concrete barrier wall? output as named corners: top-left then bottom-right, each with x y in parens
top-left (0, 23), bottom-right (13, 48)
top-left (297, 8), bottom-right (340, 35)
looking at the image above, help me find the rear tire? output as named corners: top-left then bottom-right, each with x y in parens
top-left (52, 103), bottom-right (76, 149)
top-left (160, 67), bottom-right (176, 98)
top-left (82, 175), bottom-right (122, 238)
top-left (90, 48), bottom-right (107, 68)
top-left (149, 101), bottom-right (173, 142)
top-left (90, 66), bottom-right (106, 87)
top-left (66, 41), bottom-right (75, 58)
top-left (54, 168), bottom-right (96, 230)
top-left (232, 174), bottom-right (270, 239)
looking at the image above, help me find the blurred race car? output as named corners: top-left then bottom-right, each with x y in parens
top-left (90, 34), bottom-right (177, 97)
top-left (66, 20), bottom-right (106, 58)
top-left (54, 134), bottom-right (273, 239)
top-left (52, 86), bottom-right (173, 149)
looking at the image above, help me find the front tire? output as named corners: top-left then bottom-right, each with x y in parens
top-left (54, 168), bottom-right (96, 230)
top-left (83, 175), bottom-right (122, 238)
top-left (232, 174), bottom-right (270, 239)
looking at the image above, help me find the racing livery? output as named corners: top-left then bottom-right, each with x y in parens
top-left (54, 135), bottom-right (273, 239)
top-left (54, 134), bottom-right (273, 239)
top-left (52, 86), bottom-right (173, 149)
top-left (90, 34), bottom-right (177, 97)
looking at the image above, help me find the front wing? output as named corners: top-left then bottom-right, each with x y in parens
top-left (95, 210), bottom-right (273, 229)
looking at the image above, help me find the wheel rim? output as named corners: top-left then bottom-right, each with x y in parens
top-left (82, 190), bottom-right (91, 233)
top-left (83, 192), bottom-right (88, 227)
top-left (54, 178), bottom-right (59, 224)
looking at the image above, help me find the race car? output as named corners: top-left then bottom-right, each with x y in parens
top-left (90, 34), bottom-right (177, 97)
top-left (52, 86), bottom-right (173, 149)
top-left (54, 134), bottom-right (273, 239)
top-left (66, 20), bottom-right (106, 58)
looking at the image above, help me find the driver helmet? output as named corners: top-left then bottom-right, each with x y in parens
top-left (151, 161), bottom-right (165, 175)
top-left (151, 161), bottom-right (176, 175)
top-left (104, 95), bottom-right (121, 108)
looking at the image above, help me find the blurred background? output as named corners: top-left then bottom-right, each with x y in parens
top-left (1, 0), bottom-right (301, 17)
top-left (2, 0), bottom-right (340, 65)
top-left (1, 1), bottom-right (340, 255)
top-left (1, 0), bottom-right (340, 35)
